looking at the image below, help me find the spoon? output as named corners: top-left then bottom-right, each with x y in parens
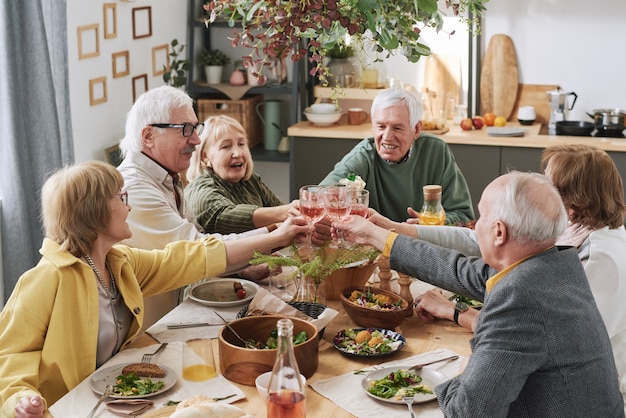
top-left (213, 311), bottom-right (257, 350)
top-left (402, 396), bottom-right (415, 418)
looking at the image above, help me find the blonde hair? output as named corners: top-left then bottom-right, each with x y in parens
top-left (41, 161), bottom-right (124, 257)
top-left (541, 144), bottom-right (625, 229)
top-left (186, 115), bottom-right (253, 182)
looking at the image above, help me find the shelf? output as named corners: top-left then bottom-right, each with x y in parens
top-left (314, 86), bottom-right (385, 101)
top-left (190, 82), bottom-right (294, 98)
top-left (250, 144), bottom-right (290, 163)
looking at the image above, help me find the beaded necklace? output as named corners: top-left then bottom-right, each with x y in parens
top-left (84, 254), bottom-right (118, 299)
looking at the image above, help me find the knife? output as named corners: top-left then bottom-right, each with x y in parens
top-left (409, 354), bottom-right (459, 371)
top-left (86, 384), bottom-right (111, 418)
top-left (166, 322), bottom-right (222, 329)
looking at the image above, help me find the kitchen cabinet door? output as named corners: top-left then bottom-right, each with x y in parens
top-left (500, 147), bottom-right (543, 174)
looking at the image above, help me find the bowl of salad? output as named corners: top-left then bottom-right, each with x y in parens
top-left (218, 315), bottom-right (318, 386)
top-left (333, 328), bottom-right (406, 357)
top-left (340, 286), bottom-right (409, 329)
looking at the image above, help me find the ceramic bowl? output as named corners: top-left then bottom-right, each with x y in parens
top-left (309, 103), bottom-right (337, 113)
top-left (304, 107), bottom-right (343, 126)
top-left (255, 371), bottom-right (306, 399)
top-left (340, 286), bottom-right (409, 329)
top-left (218, 315), bottom-right (319, 386)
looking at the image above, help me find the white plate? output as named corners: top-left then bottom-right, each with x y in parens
top-left (361, 367), bottom-right (447, 404)
top-left (486, 127), bottom-right (526, 137)
top-left (89, 363), bottom-right (176, 399)
top-left (188, 278), bottom-right (259, 307)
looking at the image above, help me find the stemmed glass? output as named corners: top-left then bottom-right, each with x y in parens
top-left (299, 185), bottom-right (326, 249)
top-left (323, 185), bottom-right (353, 248)
top-left (350, 189), bottom-right (370, 218)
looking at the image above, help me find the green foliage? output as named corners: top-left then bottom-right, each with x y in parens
top-left (250, 244), bottom-right (380, 286)
top-left (326, 39), bottom-right (354, 59)
top-left (204, 0), bottom-right (488, 86)
top-left (162, 39), bottom-right (189, 89)
top-left (198, 48), bottom-right (232, 66)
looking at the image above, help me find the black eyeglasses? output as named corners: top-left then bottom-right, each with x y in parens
top-left (116, 191), bottom-right (128, 205)
top-left (149, 122), bottom-right (205, 137)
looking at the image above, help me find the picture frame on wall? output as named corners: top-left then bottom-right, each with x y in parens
top-left (112, 51), bottom-right (130, 78)
top-left (151, 44), bottom-right (169, 77)
top-left (132, 74), bottom-right (148, 103)
top-left (103, 3), bottom-right (117, 39)
top-left (132, 6), bottom-right (152, 39)
top-left (89, 77), bottom-right (108, 106)
top-left (77, 24), bottom-right (100, 60)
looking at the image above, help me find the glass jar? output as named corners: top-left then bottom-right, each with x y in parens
top-left (420, 185), bottom-right (446, 225)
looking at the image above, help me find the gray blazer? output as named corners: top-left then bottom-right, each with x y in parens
top-left (391, 235), bottom-right (624, 417)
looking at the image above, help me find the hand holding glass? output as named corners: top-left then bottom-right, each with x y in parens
top-left (299, 185), bottom-right (326, 248)
top-left (323, 185), bottom-right (353, 248)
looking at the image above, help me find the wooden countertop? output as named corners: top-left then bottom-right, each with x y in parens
top-left (288, 117), bottom-right (626, 152)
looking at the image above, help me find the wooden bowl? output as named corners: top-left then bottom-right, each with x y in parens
top-left (218, 315), bottom-right (319, 386)
top-left (340, 286), bottom-right (409, 329)
top-left (324, 262), bottom-right (378, 300)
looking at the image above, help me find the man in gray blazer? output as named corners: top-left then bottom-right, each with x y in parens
top-left (336, 171), bottom-right (624, 417)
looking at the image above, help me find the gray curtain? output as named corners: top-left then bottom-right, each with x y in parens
top-left (0, 0), bottom-right (74, 305)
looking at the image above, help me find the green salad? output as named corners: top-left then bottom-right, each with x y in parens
top-left (367, 369), bottom-right (433, 399)
top-left (248, 329), bottom-right (308, 349)
top-left (335, 328), bottom-right (403, 356)
top-left (449, 294), bottom-right (483, 308)
top-left (113, 372), bottom-right (165, 397)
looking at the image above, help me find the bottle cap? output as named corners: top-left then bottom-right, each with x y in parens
top-left (423, 185), bottom-right (442, 199)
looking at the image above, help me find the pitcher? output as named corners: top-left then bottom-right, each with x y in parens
top-left (256, 100), bottom-right (283, 151)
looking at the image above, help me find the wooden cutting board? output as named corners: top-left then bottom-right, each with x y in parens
top-left (480, 34), bottom-right (519, 119)
top-left (510, 84), bottom-right (560, 124)
top-left (423, 54), bottom-right (462, 120)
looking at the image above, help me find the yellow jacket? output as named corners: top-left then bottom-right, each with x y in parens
top-left (0, 237), bottom-right (226, 417)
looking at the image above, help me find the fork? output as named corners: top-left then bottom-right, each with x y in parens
top-left (402, 396), bottom-right (416, 418)
top-left (86, 384), bottom-right (111, 418)
top-left (142, 342), bottom-right (168, 363)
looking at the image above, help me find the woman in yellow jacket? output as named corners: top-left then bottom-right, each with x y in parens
top-left (0, 161), bottom-right (309, 418)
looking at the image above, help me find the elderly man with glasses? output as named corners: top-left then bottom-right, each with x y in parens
top-left (117, 86), bottom-right (274, 331)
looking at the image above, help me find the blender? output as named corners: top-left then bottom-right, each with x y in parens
top-left (546, 89), bottom-right (578, 133)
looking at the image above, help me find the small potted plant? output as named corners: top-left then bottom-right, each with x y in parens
top-left (198, 48), bottom-right (231, 84)
top-left (326, 38), bottom-right (357, 88)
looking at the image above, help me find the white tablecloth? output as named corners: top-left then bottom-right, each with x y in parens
top-left (49, 342), bottom-right (245, 417)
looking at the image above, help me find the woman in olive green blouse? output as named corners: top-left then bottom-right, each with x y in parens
top-left (185, 115), bottom-right (297, 234)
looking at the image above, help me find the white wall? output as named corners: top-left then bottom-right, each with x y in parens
top-left (67, 0), bottom-right (188, 163)
top-left (481, 0), bottom-right (626, 121)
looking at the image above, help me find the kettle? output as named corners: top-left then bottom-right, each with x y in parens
top-left (546, 89), bottom-right (578, 132)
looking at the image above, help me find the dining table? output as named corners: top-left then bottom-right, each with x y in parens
top-left (47, 273), bottom-right (473, 418)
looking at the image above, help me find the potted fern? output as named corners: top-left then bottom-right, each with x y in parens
top-left (198, 48), bottom-right (231, 84)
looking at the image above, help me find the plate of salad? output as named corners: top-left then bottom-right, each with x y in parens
top-left (361, 367), bottom-right (447, 404)
top-left (89, 363), bottom-right (176, 399)
top-left (448, 294), bottom-right (483, 309)
top-left (333, 328), bottom-right (406, 357)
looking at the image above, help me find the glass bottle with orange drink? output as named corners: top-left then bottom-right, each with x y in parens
top-left (419, 185), bottom-right (446, 225)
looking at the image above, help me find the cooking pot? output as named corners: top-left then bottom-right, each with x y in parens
top-left (586, 108), bottom-right (626, 131)
top-left (556, 121), bottom-right (595, 136)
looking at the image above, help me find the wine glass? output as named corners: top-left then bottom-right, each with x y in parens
top-left (350, 189), bottom-right (369, 217)
top-left (299, 185), bottom-right (326, 248)
top-left (323, 185), bottom-right (353, 248)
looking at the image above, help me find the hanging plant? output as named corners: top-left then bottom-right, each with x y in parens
top-left (203, 0), bottom-right (488, 86)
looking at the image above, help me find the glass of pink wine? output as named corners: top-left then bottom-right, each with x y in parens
top-left (298, 185), bottom-right (326, 248)
top-left (323, 185), bottom-right (353, 248)
top-left (350, 189), bottom-right (369, 217)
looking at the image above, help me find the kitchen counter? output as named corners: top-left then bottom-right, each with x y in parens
top-left (288, 117), bottom-right (626, 211)
top-left (288, 117), bottom-right (626, 152)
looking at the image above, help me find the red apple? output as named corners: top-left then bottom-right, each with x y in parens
top-left (472, 115), bottom-right (485, 129)
top-left (460, 118), bottom-right (474, 131)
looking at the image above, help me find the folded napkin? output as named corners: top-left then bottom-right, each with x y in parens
top-left (310, 348), bottom-right (464, 418)
top-left (106, 399), bottom-right (153, 416)
top-left (49, 342), bottom-right (245, 418)
top-left (244, 288), bottom-right (339, 332)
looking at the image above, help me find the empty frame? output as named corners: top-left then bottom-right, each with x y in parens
top-left (89, 77), bottom-right (107, 106)
top-left (103, 3), bottom-right (117, 39)
top-left (132, 7), bottom-right (152, 39)
top-left (152, 44), bottom-right (169, 77)
top-left (132, 74), bottom-right (148, 103)
top-left (77, 24), bottom-right (99, 59)
top-left (112, 51), bottom-right (130, 78)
